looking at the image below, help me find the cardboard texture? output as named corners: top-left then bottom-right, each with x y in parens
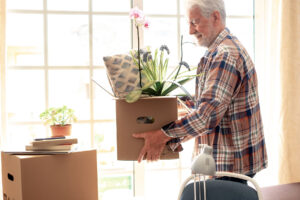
top-left (1, 150), bottom-right (98, 200)
top-left (116, 96), bottom-right (179, 160)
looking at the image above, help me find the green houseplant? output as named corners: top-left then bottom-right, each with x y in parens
top-left (127, 7), bottom-right (199, 103)
top-left (40, 105), bottom-right (77, 137)
top-left (126, 39), bottom-right (198, 103)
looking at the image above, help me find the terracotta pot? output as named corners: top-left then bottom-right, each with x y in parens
top-left (50, 124), bottom-right (72, 137)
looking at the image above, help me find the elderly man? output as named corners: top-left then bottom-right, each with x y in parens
top-left (133, 0), bottom-right (267, 183)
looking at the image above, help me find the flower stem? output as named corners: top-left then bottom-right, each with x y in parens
top-left (136, 25), bottom-right (142, 88)
top-left (174, 35), bottom-right (183, 80)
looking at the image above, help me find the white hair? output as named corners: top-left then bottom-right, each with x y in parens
top-left (185, 0), bottom-right (226, 25)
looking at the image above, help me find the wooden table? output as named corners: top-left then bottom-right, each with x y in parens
top-left (261, 182), bottom-right (300, 200)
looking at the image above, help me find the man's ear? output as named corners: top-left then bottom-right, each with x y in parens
top-left (212, 11), bottom-right (221, 25)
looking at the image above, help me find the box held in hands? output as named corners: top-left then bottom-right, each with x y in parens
top-left (116, 96), bottom-right (179, 160)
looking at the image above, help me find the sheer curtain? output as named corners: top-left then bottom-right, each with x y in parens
top-left (254, 0), bottom-right (282, 186)
top-left (0, 0), bottom-right (6, 195)
top-left (278, 0), bottom-right (300, 184)
top-left (255, 0), bottom-right (300, 186)
top-left (0, 0), bottom-right (6, 146)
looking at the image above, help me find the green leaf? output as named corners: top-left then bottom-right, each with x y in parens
top-left (159, 51), bottom-right (164, 81)
top-left (161, 78), bottom-right (192, 96)
top-left (158, 81), bottom-right (165, 95)
top-left (39, 106), bottom-right (77, 126)
top-left (142, 80), bottom-right (155, 90)
top-left (125, 80), bottom-right (155, 103)
top-left (125, 89), bottom-right (142, 103)
top-left (142, 63), bottom-right (155, 81)
top-left (142, 87), bottom-right (157, 95)
top-left (162, 58), bottom-right (169, 79)
top-left (166, 64), bottom-right (180, 80)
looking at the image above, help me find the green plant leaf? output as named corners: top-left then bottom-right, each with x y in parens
top-left (159, 51), bottom-right (164, 81)
top-left (142, 87), bottom-right (157, 95)
top-left (142, 62), bottom-right (155, 81)
top-left (126, 44), bottom-right (201, 102)
top-left (162, 58), bottom-right (169, 79)
top-left (125, 89), bottom-right (142, 103)
top-left (161, 78), bottom-right (192, 96)
top-left (142, 80), bottom-right (155, 90)
top-left (155, 81), bottom-right (165, 95)
top-left (39, 106), bottom-right (77, 126)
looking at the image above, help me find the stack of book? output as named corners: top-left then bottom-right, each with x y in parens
top-left (25, 136), bottom-right (78, 153)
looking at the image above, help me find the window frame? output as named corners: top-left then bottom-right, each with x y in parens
top-left (2, 0), bottom-right (255, 198)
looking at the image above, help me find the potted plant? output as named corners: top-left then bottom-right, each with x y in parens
top-left (126, 40), bottom-right (198, 103)
top-left (40, 105), bottom-right (77, 137)
top-left (127, 7), bottom-right (199, 103)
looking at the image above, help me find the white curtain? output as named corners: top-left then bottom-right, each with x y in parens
top-left (254, 0), bottom-right (282, 186)
top-left (255, 0), bottom-right (300, 186)
top-left (0, 0), bottom-right (6, 145)
top-left (0, 0), bottom-right (6, 147)
top-left (278, 0), bottom-right (300, 184)
top-left (0, 0), bottom-right (6, 195)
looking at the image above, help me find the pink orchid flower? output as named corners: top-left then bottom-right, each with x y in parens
top-left (130, 7), bottom-right (149, 27)
top-left (135, 15), bottom-right (145, 26)
top-left (144, 19), bottom-right (149, 28)
top-left (130, 7), bottom-right (144, 20)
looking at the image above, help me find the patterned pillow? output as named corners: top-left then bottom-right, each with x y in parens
top-left (103, 54), bottom-right (146, 98)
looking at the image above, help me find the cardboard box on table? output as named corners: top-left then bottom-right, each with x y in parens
top-left (1, 149), bottom-right (98, 200)
top-left (116, 96), bottom-right (179, 160)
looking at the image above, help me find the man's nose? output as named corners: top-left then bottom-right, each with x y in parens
top-left (189, 25), bottom-right (196, 35)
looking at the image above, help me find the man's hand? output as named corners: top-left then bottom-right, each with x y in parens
top-left (132, 129), bottom-right (172, 163)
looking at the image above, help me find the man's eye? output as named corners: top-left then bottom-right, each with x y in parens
top-left (189, 20), bottom-right (196, 26)
top-left (190, 19), bottom-right (199, 26)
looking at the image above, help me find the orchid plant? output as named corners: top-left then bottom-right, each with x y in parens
top-left (127, 7), bottom-right (198, 103)
top-left (130, 7), bottom-right (149, 88)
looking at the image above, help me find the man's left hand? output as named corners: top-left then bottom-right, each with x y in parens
top-left (133, 129), bottom-right (172, 162)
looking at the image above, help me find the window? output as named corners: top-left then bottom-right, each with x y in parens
top-left (2, 0), bottom-right (254, 199)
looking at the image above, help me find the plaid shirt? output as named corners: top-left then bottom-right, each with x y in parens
top-left (163, 28), bottom-right (268, 175)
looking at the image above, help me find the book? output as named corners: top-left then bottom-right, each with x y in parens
top-left (3, 150), bottom-right (71, 155)
top-left (30, 138), bottom-right (78, 147)
top-left (25, 144), bottom-right (73, 151)
top-left (34, 136), bottom-right (66, 141)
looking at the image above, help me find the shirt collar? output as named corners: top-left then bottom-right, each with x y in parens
top-left (207, 27), bottom-right (231, 53)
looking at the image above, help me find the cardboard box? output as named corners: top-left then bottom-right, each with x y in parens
top-left (116, 96), bottom-right (179, 160)
top-left (1, 150), bottom-right (98, 200)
